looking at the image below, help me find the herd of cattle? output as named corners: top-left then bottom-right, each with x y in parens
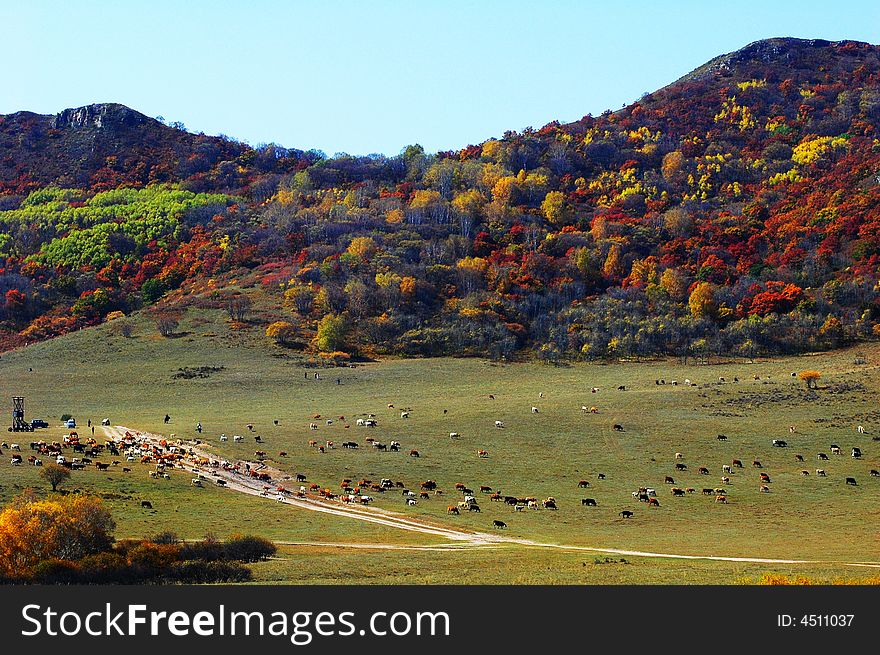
top-left (3, 369), bottom-right (877, 532)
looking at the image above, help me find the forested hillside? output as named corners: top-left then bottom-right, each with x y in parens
top-left (2, 38), bottom-right (880, 360)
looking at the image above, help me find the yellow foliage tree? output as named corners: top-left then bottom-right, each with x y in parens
top-left (452, 189), bottom-right (486, 217)
top-left (399, 276), bottom-right (417, 297)
top-left (265, 321), bottom-right (296, 345)
top-left (346, 236), bottom-right (377, 260)
top-left (688, 282), bottom-right (717, 319)
top-left (798, 370), bottom-right (821, 389)
top-left (0, 494), bottom-right (115, 578)
top-left (603, 244), bottom-right (623, 279)
top-left (540, 190), bottom-right (569, 225)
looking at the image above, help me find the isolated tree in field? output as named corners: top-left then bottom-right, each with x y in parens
top-left (315, 313), bottom-right (349, 352)
top-left (155, 312), bottom-right (179, 337)
top-left (226, 295), bottom-right (252, 322)
top-left (40, 463), bottom-right (71, 491)
top-left (265, 321), bottom-right (296, 345)
top-left (799, 370), bottom-right (821, 390)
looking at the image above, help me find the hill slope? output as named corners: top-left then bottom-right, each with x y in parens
top-left (1, 37), bottom-right (880, 359)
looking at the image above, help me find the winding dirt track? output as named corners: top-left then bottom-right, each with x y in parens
top-left (106, 426), bottom-right (880, 570)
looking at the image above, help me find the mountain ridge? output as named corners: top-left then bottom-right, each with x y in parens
top-left (1, 37), bottom-right (879, 360)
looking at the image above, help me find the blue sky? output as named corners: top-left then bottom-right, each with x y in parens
top-left (4, 0), bottom-right (879, 155)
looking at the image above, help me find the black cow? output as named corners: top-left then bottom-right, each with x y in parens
top-left (493, 520), bottom-right (507, 528)
top-left (846, 477), bottom-right (858, 486)
top-left (582, 498), bottom-right (597, 506)
top-left (619, 510), bottom-right (634, 518)
top-left (141, 501), bottom-right (153, 509)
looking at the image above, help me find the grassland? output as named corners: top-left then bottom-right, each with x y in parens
top-left (1, 308), bottom-right (879, 583)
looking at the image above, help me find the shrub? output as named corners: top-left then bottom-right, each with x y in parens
top-left (223, 534), bottom-right (277, 562)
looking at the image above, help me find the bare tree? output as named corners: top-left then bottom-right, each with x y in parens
top-left (226, 295), bottom-right (252, 322)
top-left (155, 313), bottom-right (180, 337)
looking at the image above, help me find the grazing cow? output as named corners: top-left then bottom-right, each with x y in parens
top-left (477, 449), bottom-right (489, 458)
top-left (721, 476), bottom-right (730, 484)
top-left (716, 434), bottom-right (727, 441)
top-left (309, 423), bottom-right (318, 431)
top-left (664, 476), bottom-right (675, 484)
top-left (760, 473), bottom-right (771, 482)
top-left (646, 488), bottom-right (657, 496)
top-left (675, 452), bottom-right (684, 460)
top-left (795, 454), bottom-right (804, 462)
top-left (732, 459), bottom-right (743, 468)
top-left (715, 495), bottom-right (727, 503)
top-left (219, 435), bottom-right (228, 442)
top-left (528, 500), bottom-right (539, 510)
top-left (447, 506), bottom-right (459, 515)
top-left (671, 488), bottom-right (685, 497)
top-left (816, 469), bottom-right (826, 476)
top-left (141, 501), bottom-right (153, 509)
top-left (542, 499), bottom-right (557, 509)
top-left (504, 496), bottom-right (518, 505)
top-left (400, 411), bottom-right (409, 419)
top-left (675, 463), bottom-right (687, 471)
top-left (818, 453), bottom-right (829, 461)
top-left (591, 387), bottom-right (599, 393)
top-left (488, 394), bottom-right (495, 399)
top-left (493, 520), bottom-right (507, 528)
top-left (578, 480), bottom-right (591, 488)
top-left (772, 439), bottom-right (787, 448)
top-left (801, 470), bottom-right (810, 476)
top-left (582, 498), bottom-right (597, 506)
top-left (702, 488), bottom-right (714, 495)
top-left (647, 497), bottom-right (660, 507)
top-left (752, 460), bottom-right (763, 468)
top-left (617, 385), bottom-right (626, 391)
top-left (514, 505), bottom-right (524, 511)
top-left (409, 449), bottom-right (420, 458)
top-left (449, 432), bottom-right (460, 439)
top-left (722, 464), bottom-right (732, 474)
top-left (869, 470), bottom-right (879, 477)
top-left (480, 485), bottom-right (492, 493)
top-left (531, 406), bottom-right (539, 414)
top-left (95, 462), bottom-right (110, 471)
top-left (597, 473), bottom-right (606, 480)
top-left (858, 425), bottom-right (865, 434)
top-left (852, 447), bottom-right (862, 459)
top-left (830, 446), bottom-right (841, 455)
top-left (468, 504), bottom-right (481, 512)
top-left (760, 485), bottom-right (770, 493)
top-left (619, 510), bottom-right (634, 518)
top-left (122, 467), bottom-right (131, 473)
top-left (494, 421), bottom-right (504, 429)
top-left (406, 498), bottom-right (417, 506)
top-left (233, 435), bottom-right (243, 443)
top-left (612, 424), bottom-right (624, 432)
top-left (698, 466), bottom-right (709, 475)
top-left (846, 477), bottom-right (858, 486)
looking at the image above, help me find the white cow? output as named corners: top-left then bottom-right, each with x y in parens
top-left (219, 435), bottom-right (228, 442)
top-left (406, 498), bottom-right (417, 506)
top-left (495, 421), bottom-right (504, 428)
top-left (858, 425), bottom-right (865, 434)
top-left (531, 406), bottom-right (539, 414)
top-left (449, 432), bottom-right (460, 439)
top-left (400, 411), bottom-right (409, 418)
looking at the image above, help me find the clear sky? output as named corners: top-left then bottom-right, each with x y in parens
top-left (4, 0), bottom-right (879, 156)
